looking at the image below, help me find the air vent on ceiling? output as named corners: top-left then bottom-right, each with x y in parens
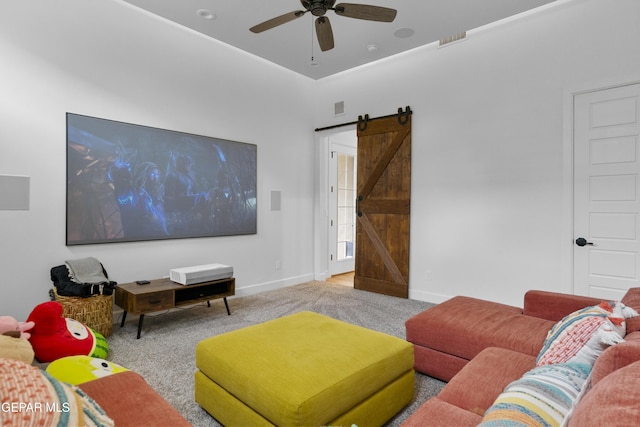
top-left (439, 31), bottom-right (467, 47)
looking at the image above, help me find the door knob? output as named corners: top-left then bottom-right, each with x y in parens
top-left (575, 237), bottom-right (594, 247)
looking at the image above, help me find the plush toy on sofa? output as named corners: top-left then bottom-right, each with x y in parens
top-left (27, 301), bottom-right (108, 363)
top-left (0, 316), bottom-right (35, 364)
top-left (0, 316), bottom-right (35, 339)
top-left (46, 355), bottom-right (129, 385)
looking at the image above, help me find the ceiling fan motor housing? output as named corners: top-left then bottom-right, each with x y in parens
top-left (302, 0), bottom-right (337, 16)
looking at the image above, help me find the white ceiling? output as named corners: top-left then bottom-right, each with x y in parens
top-left (121, 0), bottom-right (558, 80)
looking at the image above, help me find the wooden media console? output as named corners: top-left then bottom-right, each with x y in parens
top-left (115, 277), bottom-right (235, 339)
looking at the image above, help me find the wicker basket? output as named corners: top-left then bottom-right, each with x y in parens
top-left (52, 288), bottom-right (113, 337)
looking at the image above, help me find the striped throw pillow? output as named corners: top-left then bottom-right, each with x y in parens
top-left (479, 362), bottom-right (591, 427)
top-left (536, 302), bottom-right (633, 367)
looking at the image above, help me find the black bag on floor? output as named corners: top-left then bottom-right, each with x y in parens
top-left (50, 262), bottom-right (117, 297)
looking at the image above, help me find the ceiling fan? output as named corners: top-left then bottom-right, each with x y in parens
top-left (250, 1), bottom-right (397, 52)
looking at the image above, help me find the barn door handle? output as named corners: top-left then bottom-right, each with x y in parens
top-left (575, 237), bottom-right (595, 247)
top-left (356, 195), bottom-right (363, 217)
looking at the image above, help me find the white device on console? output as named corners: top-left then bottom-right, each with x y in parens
top-left (169, 263), bottom-right (233, 285)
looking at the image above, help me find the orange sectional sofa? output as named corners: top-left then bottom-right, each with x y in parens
top-left (79, 370), bottom-right (191, 427)
top-left (403, 288), bottom-right (640, 426)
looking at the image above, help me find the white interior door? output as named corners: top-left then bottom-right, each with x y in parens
top-left (329, 136), bottom-right (357, 276)
top-left (574, 83), bottom-right (640, 300)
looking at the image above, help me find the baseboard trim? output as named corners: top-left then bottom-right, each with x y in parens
top-left (233, 274), bottom-right (315, 297)
top-left (409, 289), bottom-right (450, 305)
top-left (314, 272), bottom-right (329, 281)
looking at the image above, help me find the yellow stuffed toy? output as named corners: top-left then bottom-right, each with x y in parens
top-left (0, 335), bottom-right (35, 364)
top-left (46, 355), bottom-right (129, 385)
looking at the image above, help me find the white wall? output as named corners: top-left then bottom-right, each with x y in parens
top-left (314, 0), bottom-right (640, 305)
top-left (2, 0), bottom-right (639, 322)
top-left (0, 0), bottom-right (317, 320)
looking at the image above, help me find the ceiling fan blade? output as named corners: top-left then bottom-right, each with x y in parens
top-left (334, 3), bottom-right (397, 22)
top-left (250, 10), bottom-right (306, 33)
top-left (315, 16), bottom-right (334, 52)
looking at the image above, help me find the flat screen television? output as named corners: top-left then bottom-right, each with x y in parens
top-left (66, 113), bottom-right (257, 245)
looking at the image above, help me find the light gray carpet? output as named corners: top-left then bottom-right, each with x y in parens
top-left (107, 281), bottom-right (445, 426)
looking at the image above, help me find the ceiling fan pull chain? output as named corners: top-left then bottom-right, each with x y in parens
top-left (310, 15), bottom-right (315, 62)
top-left (397, 106), bottom-right (412, 125)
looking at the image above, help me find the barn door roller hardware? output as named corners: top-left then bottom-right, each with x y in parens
top-left (315, 106), bottom-right (412, 132)
top-left (397, 106), bottom-right (411, 125)
top-left (357, 114), bottom-right (369, 132)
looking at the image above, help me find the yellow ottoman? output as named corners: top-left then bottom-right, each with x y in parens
top-left (195, 311), bottom-right (414, 427)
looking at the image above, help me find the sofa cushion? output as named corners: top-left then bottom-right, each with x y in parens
top-left (401, 397), bottom-right (483, 427)
top-left (406, 296), bottom-right (554, 360)
top-left (566, 360), bottom-right (640, 426)
top-left (0, 357), bottom-right (114, 426)
top-left (480, 362), bottom-right (592, 427)
top-left (437, 347), bottom-right (536, 416)
top-left (536, 302), bottom-right (631, 367)
top-left (622, 287), bottom-right (640, 333)
top-left (79, 370), bottom-right (191, 427)
top-left (590, 331), bottom-right (640, 385)
top-left (523, 290), bottom-right (601, 322)
top-left (412, 344), bottom-right (471, 382)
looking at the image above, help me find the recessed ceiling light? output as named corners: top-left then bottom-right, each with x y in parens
top-left (196, 9), bottom-right (216, 20)
top-left (394, 28), bottom-right (414, 39)
top-left (367, 44), bottom-right (379, 53)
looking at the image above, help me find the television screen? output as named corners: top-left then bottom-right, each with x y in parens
top-left (66, 113), bottom-right (257, 245)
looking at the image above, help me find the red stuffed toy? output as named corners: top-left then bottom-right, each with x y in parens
top-left (27, 301), bottom-right (108, 363)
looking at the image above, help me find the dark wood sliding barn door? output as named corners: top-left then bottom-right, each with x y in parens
top-left (354, 113), bottom-right (411, 298)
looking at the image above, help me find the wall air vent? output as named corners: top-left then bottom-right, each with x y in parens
top-left (439, 31), bottom-right (467, 47)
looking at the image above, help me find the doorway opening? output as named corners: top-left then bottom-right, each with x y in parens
top-left (327, 130), bottom-right (357, 285)
top-left (327, 271), bottom-right (355, 287)
top-left (335, 152), bottom-right (356, 261)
